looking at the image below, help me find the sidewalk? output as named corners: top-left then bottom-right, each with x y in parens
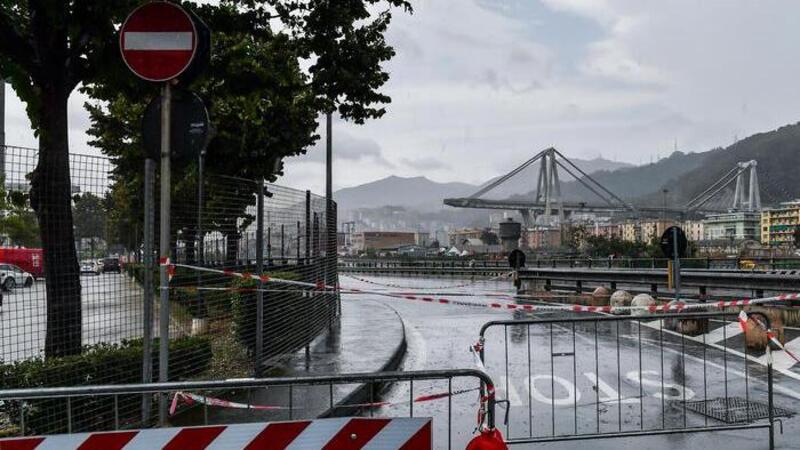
top-left (171, 297), bottom-right (407, 425)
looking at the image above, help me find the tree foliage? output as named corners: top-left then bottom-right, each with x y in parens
top-left (0, 0), bottom-right (140, 357)
top-left (72, 193), bottom-right (106, 240)
top-left (86, 0), bottom-right (412, 263)
top-left (271, 0), bottom-right (412, 120)
top-left (480, 229), bottom-right (499, 246)
top-left (0, 180), bottom-right (40, 248)
top-left (0, 0), bottom-right (411, 357)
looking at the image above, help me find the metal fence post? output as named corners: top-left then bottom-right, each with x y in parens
top-left (305, 191), bottom-right (311, 265)
top-left (158, 82), bottom-right (172, 426)
top-left (281, 224), bottom-right (285, 263)
top-left (255, 182), bottom-right (264, 377)
top-left (142, 159), bottom-right (155, 424)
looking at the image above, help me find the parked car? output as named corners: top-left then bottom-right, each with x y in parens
top-left (0, 263), bottom-right (35, 290)
top-left (80, 260), bottom-right (101, 275)
top-left (102, 257), bottom-right (121, 273)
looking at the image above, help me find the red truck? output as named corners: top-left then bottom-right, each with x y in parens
top-left (0, 248), bottom-right (44, 278)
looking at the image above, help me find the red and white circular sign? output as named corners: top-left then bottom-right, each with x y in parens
top-left (119, 2), bottom-right (197, 82)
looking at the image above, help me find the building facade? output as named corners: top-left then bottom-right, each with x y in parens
top-left (702, 212), bottom-right (761, 242)
top-left (525, 227), bottom-right (562, 249)
top-left (591, 222), bottom-right (622, 239)
top-left (621, 221), bottom-right (640, 243)
top-left (761, 200), bottom-right (800, 247)
top-left (681, 220), bottom-right (705, 242)
top-left (352, 231), bottom-right (417, 253)
top-left (641, 220), bottom-right (675, 243)
top-left (447, 228), bottom-right (483, 247)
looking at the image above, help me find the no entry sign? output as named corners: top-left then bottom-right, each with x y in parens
top-left (119, 2), bottom-right (197, 82)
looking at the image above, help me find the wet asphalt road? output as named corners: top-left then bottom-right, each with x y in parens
top-left (0, 273), bottom-right (143, 362)
top-left (340, 274), bottom-right (800, 450)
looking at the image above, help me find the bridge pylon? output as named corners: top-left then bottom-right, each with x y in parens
top-left (686, 160), bottom-right (761, 213)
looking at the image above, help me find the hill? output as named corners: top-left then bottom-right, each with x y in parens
top-left (334, 175), bottom-right (476, 212)
top-left (659, 123), bottom-right (800, 207)
top-left (512, 122), bottom-right (800, 209)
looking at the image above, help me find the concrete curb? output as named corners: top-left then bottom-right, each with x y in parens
top-left (319, 304), bottom-right (408, 418)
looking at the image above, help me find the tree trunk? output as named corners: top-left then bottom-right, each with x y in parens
top-left (30, 83), bottom-right (82, 358)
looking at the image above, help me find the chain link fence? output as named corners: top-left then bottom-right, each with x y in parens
top-left (0, 145), bottom-right (338, 434)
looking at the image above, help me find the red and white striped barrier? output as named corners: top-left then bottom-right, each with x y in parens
top-left (0, 417), bottom-right (432, 449)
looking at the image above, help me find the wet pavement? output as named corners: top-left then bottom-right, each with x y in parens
top-left (171, 297), bottom-right (406, 426)
top-left (339, 274), bottom-right (800, 449)
top-left (0, 273), bottom-right (144, 362)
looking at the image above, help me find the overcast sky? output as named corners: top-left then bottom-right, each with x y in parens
top-left (6, 0), bottom-right (800, 195)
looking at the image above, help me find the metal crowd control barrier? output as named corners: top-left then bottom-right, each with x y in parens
top-left (0, 369), bottom-right (496, 450)
top-left (477, 312), bottom-right (783, 448)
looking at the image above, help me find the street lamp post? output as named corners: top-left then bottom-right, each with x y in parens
top-left (325, 112), bottom-right (338, 317)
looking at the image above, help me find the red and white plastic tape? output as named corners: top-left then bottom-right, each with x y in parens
top-left (739, 310), bottom-right (800, 364)
top-left (169, 388), bottom-right (481, 416)
top-left (162, 262), bottom-right (800, 315)
top-left (0, 417), bottom-right (432, 449)
top-left (357, 289), bottom-right (800, 314)
top-left (341, 272), bottom-right (514, 290)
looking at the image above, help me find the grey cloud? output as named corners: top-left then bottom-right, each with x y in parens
top-left (299, 131), bottom-right (394, 168)
top-left (401, 156), bottom-right (448, 171)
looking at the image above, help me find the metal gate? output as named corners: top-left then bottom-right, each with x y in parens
top-left (0, 369), bottom-right (496, 450)
top-left (476, 311), bottom-right (787, 448)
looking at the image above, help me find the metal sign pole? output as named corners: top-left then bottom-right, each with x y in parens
top-left (672, 226), bottom-right (681, 301)
top-left (158, 82), bottom-right (172, 425)
top-left (255, 182), bottom-right (264, 377)
top-left (142, 158), bottom-right (155, 424)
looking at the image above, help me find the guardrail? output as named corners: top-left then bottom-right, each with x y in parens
top-left (0, 369), bottom-right (497, 450)
top-left (339, 257), bottom-right (800, 271)
top-left (476, 312), bottom-right (782, 448)
top-left (518, 267), bottom-right (800, 298)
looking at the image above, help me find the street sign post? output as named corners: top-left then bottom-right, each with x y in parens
top-left (508, 249), bottom-right (526, 269)
top-left (120, 1), bottom-right (201, 425)
top-left (661, 226), bottom-right (687, 301)
top-left (142, 89), bottom-right (210, 162)
top-left (660, 226), bottom-right (687, 259)
top-left (120, 2), bottom-right (198, 82)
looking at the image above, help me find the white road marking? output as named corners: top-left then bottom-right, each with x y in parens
top-left (620, 334), bottom-right (800, 401)
top-left (703, 321), bottom-right (744, 344)
top-left (764, 336), bottom-right (800, 371)
top-left (123, 32), bottom-right (193, 51)
top-left (631, 320), bottom-right (800, 382)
